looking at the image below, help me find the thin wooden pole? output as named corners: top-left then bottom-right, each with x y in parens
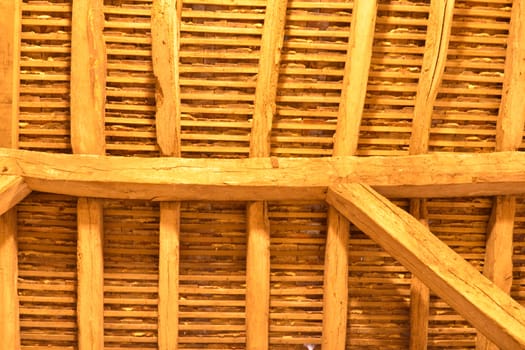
top-left (77, 198), bottom-right (104, 350)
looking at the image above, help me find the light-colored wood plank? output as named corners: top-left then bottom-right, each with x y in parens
top-left (152, 0), bottom-right (182, 157)
top-left (249, 0), bottom-right (287, 158)
top-left (159, 201), bottom-right (180, 350)
top-left (496, 0), bottom-right (525, 153)
top-left (332, 0), bottom-right (377, 156)
top-left (247, 2), bottom-right (287, 348)
top-left (322, 207), bottom-right (350, 350)
top-left (409, 199), bottom-right (429, 350)
top-left (0, 0), bottom-right (21, 149)
top-left (325, 3), bottom-right (376, 347)
top-left (478, 2), bottom-right (525, 348)
top-left (409, 0), bottom-right (455, 155)
top-left (0, 209), bottom-right (20, 350)
top-left (71, 0), bottom-right (106, 155)
top-left (77, 198), bottom-right (104, 350)
top-left (246, 201), bottom-right (270, 350)
top-left (3, 149), bottom-right (525, 200)
top-left (327, 184), bottom-right (525, 350)
top-left (0, 175), bottom-right (31, 216)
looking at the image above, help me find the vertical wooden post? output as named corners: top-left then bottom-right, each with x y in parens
top-left (159, 202), bottom-right (180, 350)
top-left (477, 1), bottom-right (525, 349)
top-left (246, 1), bottom-right (287, 349)
top-left (0, 0), bottom-right (21, 348)
top-left (246, 202), bottom-right (271, 349)
top-left (152, 1), bottom-right (183, 349)
top-left (77, 198), bottom-right (104, 350)
top-left (407, 1), bottom-right (454, 348)
top-left (324, 1), bottom-right (377, 349)
top-left (71, 0), bottom-right (106, 349)
top-left (0, 209), bottom-right (20, 350)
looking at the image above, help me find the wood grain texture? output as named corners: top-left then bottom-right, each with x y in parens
top-left (152, 0), bottom-right (182, 156)
top-left (409, 0), bottom-right (455, 155)
top-left (327, 184), bottom-right (525, 350)
top-left (71, 0), bottom-right (106, 155)
top-left (0, 209), bottom-right (20, 350)
top-left (0, 175), bottom-right (31, 216)
top-left (159, 201), bottom-right (180, 350)
top-left (246, 201), bottom-right (270, 350)
top-left (333, 0), bottom-right (377, 156)
top-left (77, 198), bottom-right (104, 350)
top-left (2, 149), bottom-right (525, 200)
top-left (322, 207), bottom-right (350, 350)
top-left (409, 199), bottom-right (430, 350)
top-left (249, 0), bottom-right (287, 158)
top-left (0, 0), bottom-right (20, 149)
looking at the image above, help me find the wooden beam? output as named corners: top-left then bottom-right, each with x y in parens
top-left (246, 202), bottom-right (270, 350)
top-left (323, 2), bottom-right (377, 346)
top-left (496, 0), bottom-right (525, 153)
top-left (249, 0), bottom-right (287, 158)
top-left (71, 0), bottom-right (106, 155)
top-left (409, 0), bottom-right (455, 155)
top-left (0, 175), bottom-right (30, 216)
top-left (327, 184), bottom-right (525, 350)
top-left (322, 207), bottom-right (350, 350)
top-left (77, 198), bottom-right (104, 350)
top-left (0, 209), bottom-right (20, 350)
top-left (152, 0), bottom-right (182, 157)
top-left (477, 2), bottom-right (525, 348)
top-left (158, 202), bottom-right (180, 350)
top-left (246, 1), bottom-right (287, 348)
top-left (332, 0), bottom-right (377, 156)
top-left (0, 0), bottom-right (21, 149)
top-left (2, 149), bottom-right (525, 200)
top-left (408, 199), bottom-right (430, 350)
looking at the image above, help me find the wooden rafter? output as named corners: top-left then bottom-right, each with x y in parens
top-left (2, 148), bottom-right (525, 200)
top-left (77, 198), bottom-right (104, 350)
top-left (71, 1), bottom-right (106, 348)
top-left (407, 1), bottom-right (454, 348)
top-left (71, 0), bottom-right (106, 155)
top-left (152, 2), bottom-right (183, 349)
top-left (478, 1), bottom-right (525, 348)
top-left (327, 184), bottom-right (525, 350)
top-left (152, 0), bottom-right (182, 157)
top-left (324, 1), bottom-right (377, 348)
top-left (246, 0), bottom-right (287, 348)
top-left (0, 175), bottom-right (31, 216)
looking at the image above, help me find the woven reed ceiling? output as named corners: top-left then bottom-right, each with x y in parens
top-left (1, 0), bottom-right (525, 349)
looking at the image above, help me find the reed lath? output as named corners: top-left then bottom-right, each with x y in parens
top-left (4, 0), bottom-right (525, 349)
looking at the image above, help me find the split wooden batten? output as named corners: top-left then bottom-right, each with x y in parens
top-left (2, 0), bottom-right (525, 349)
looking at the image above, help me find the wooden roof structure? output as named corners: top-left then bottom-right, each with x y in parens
top-left (1, 0), bottom-right (525, 349)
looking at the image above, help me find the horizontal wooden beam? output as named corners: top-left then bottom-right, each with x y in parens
top-left (327, 184), bottom-right (525, 350)
top-left (1, 148), bottom-right (525, 200)
top-left (0, 175), bottom-right (31, 216)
